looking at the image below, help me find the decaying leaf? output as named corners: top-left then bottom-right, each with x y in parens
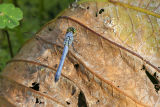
top-left (0, 0), bottom-right (160, 106)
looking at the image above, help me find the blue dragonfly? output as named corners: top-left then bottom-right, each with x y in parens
top-left (55, 27), bottom-right (76, 82)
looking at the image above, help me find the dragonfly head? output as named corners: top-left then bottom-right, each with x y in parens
top-left (67, 27), bottom-right (76, 34)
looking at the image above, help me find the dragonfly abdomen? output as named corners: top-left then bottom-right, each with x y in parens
top-left (55, 45), bottom-right (69, 82)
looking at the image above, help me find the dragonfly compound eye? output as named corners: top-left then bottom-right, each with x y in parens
top-left (67, 27), bottom-right (76, 34)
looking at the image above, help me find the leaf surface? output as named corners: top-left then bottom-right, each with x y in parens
top-left (0, 0), bottom-right (160, 106)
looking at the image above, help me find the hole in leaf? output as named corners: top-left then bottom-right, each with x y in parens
top-left (141, 65), bottom-right (145, 70)
top-left (74, 64), bottom-right (79, 70)
top-left (154, 72), bottom-right (158, 78)
top-left (35, 98), bottom-right (44, 104)
top-left (36, 98), bottom-right (39, 103)
top-left (66, 101), bottom-right (70, 105)
top-left (30, 82), bottom-right (39, 91)
top-left (99, 8), bottom-right (104, 14)
top-left (142, 65), bottom-right (160, 93)
top-left (78, 91), bottom-right (87, 107)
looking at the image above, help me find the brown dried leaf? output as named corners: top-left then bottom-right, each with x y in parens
top-left (0, 0), bottom-right (160, 107)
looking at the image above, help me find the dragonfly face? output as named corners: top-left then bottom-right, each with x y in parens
top-left (67, 27), bottom-right (76, 34)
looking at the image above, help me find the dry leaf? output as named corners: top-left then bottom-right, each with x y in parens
top-left (0, 0), bottom-right (160, 107)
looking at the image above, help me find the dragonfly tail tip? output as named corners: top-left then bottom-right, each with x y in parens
top-left (55, 76), bottom-right (59, 82)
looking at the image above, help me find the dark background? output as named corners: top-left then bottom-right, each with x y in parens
top-left (0, 0), bottom-right (74, 71)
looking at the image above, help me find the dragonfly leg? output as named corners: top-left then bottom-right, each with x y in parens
top-left (72, 42), bottom-right (80, 55)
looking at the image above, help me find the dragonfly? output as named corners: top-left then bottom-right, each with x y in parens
top-left (55, 27), bottom-right (76, 82)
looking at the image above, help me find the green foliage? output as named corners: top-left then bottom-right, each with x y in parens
top-left (0, 0), bottom-right (75, 71)
top-left (78, 0), bottom-right (108, 4)
top-left (0, 3), bottom-right (23, 29)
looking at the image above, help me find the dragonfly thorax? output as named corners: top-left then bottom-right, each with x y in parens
top-left (64, 32), bottom-right (74, 46)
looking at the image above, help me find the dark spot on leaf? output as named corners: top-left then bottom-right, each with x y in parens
top-left (155, 85), bottom-right (160, 92)
top-left (96, 12), bottom-right (98, 17)
top-left (48, 27), bottom-right (53, 31)
top-left (66, 101), bottom-right (70, 105)
top-left (72, 86), bottom-right (76, 95)
top-left (55, 64), bottom-right (58, 68)
top-left (87, 6), bottom-right (89, 9)
top-left (35, 36), bottom-right (40, 40)
top-left (40, 102), bottom-right (44, 104)
top-left (117, 86), bottom-right (119, 88)
top-left (74, 64), bottom-right (79, 70)
top-left (96, 100), bottom-right (100, 104)
top-left (99, 8), bottom-right (104, 14)
top-left (78, 91), bottom-right (87, 107)
top-left (30, 82), bottom-right (39, 91)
